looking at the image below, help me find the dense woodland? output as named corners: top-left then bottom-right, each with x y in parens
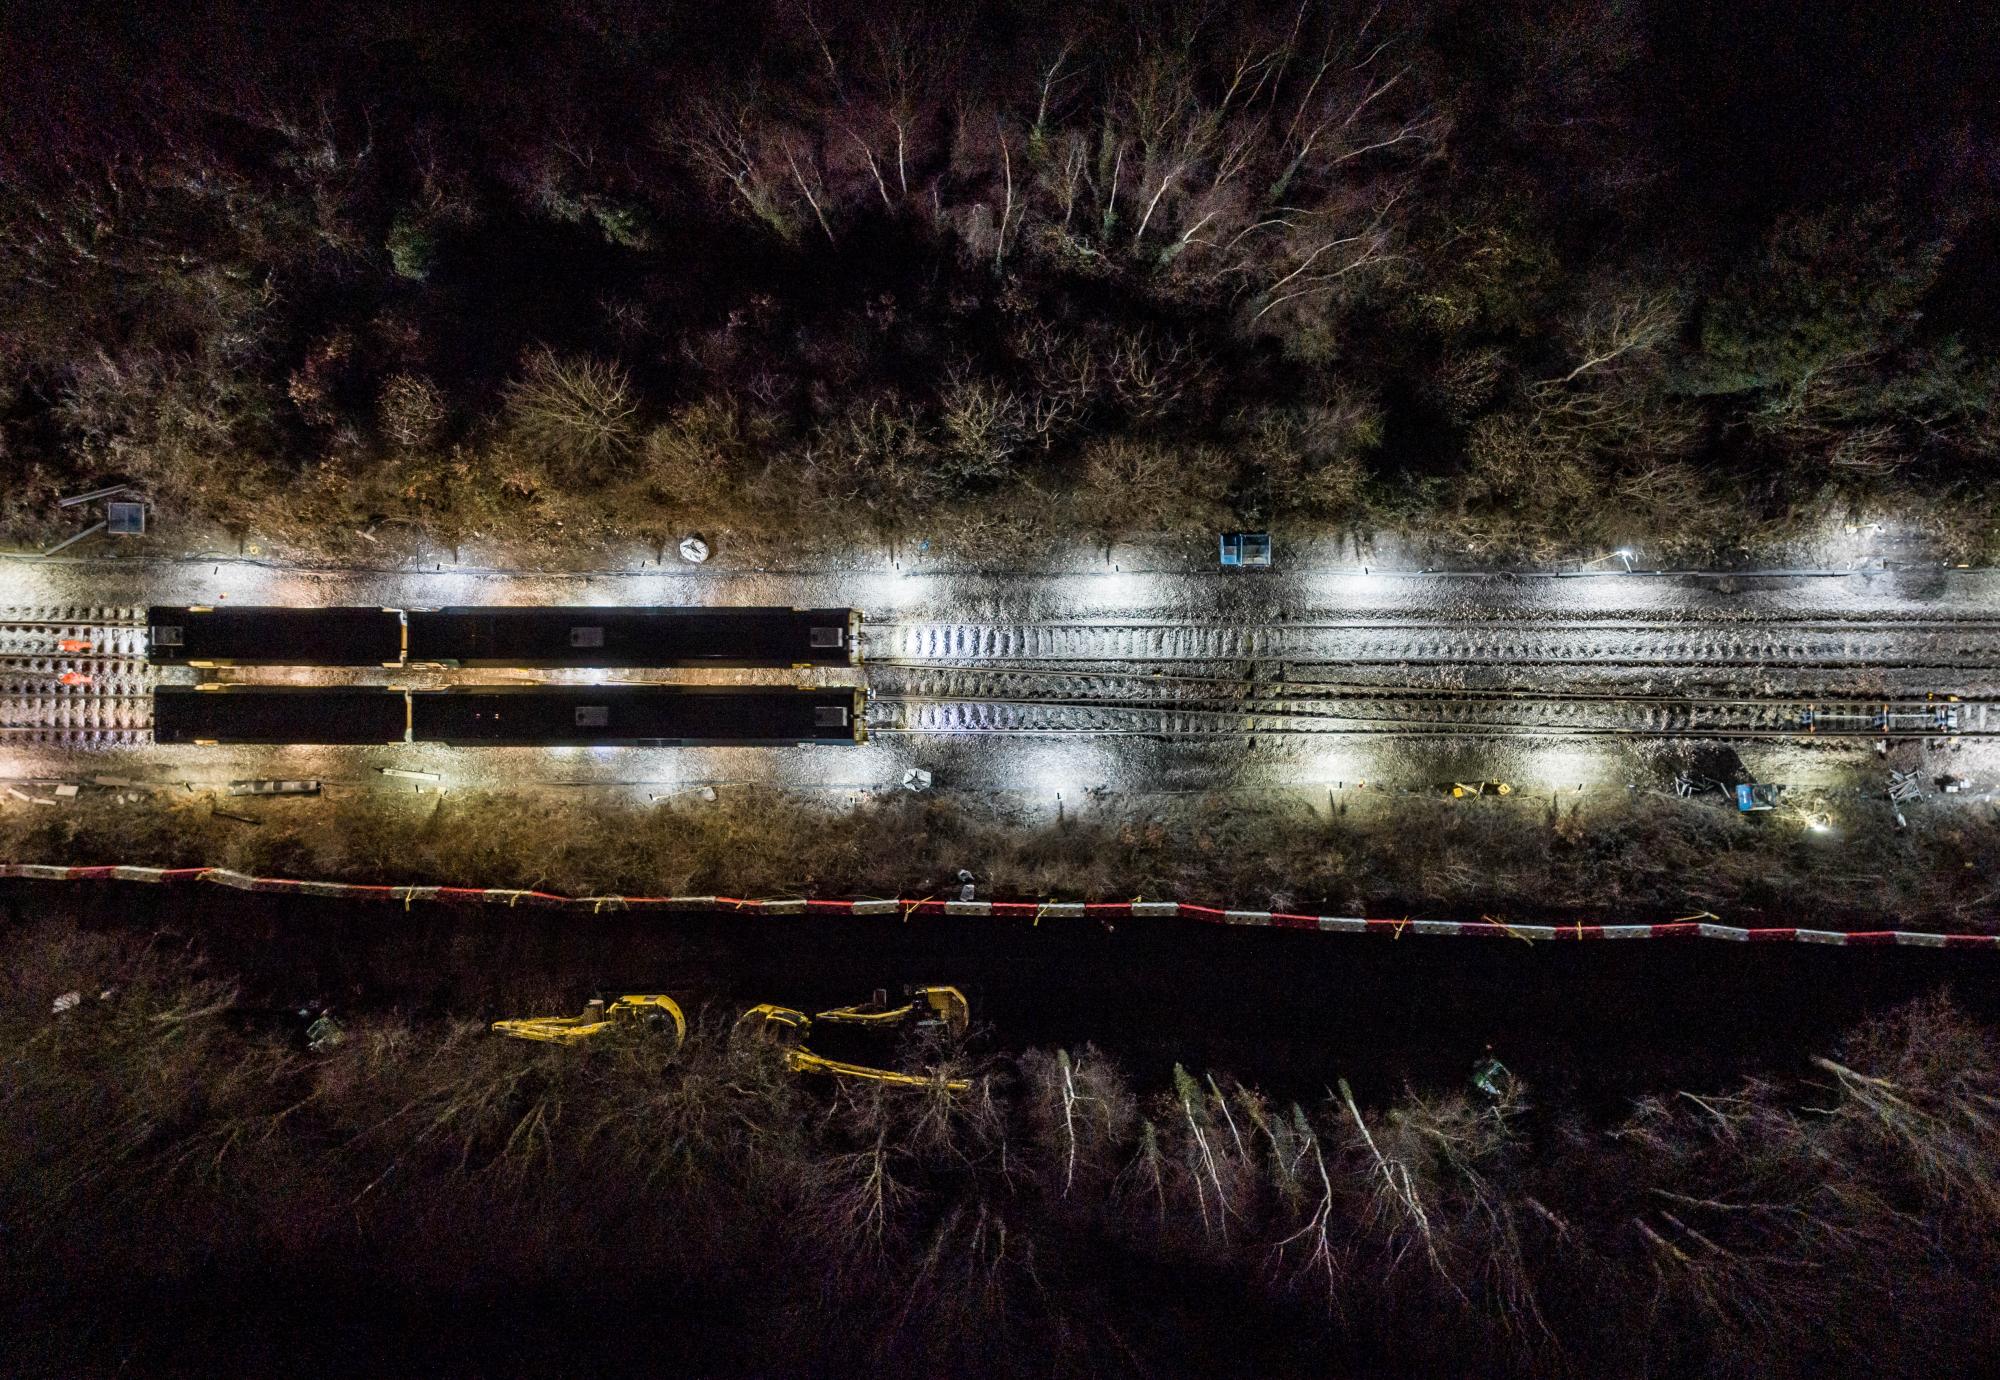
top-left (3, 0), bottom-right (1998, 558)
top-left (6, 921), bottom-right (1998, 1378)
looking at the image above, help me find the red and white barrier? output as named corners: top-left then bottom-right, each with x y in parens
top-left (3, 862), bottom-right (1997, 948)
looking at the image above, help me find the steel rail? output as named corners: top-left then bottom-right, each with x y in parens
top-left (865, 692), bottom-right (1988, 738)
top-left (868, 615), bottom-right (2000, 630)
top-left (864, 725), bottom-right (2000, 739)
top-left (865, 664), bottom-right (1983, 707)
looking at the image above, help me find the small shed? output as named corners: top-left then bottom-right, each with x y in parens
top-left (1219, 532), bottom-right (1272, 567)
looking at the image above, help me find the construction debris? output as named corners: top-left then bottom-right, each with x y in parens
top-left (228, 779), bottom-right (322, 797)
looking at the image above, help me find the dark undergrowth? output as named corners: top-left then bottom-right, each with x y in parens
top-left (4, 921), bottom-right (1998, 1378)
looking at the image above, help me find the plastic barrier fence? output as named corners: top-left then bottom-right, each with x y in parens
top-left (3, 862), bottom-right (1997, 948)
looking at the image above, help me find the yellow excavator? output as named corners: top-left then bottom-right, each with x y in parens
top-left (491, 993), bottom-right (687, 1050)
top-left (491, 986), bottom-right (970, 1091)
top-left (736, 986), bottom-right (971, 1091)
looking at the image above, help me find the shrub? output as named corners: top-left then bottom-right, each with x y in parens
top-left (641, 397), bottom-right (772, 507)
top-left (1070, 437), bottom-right (1229, 533)
top-left (1239, 397), bottom-right (1380, 520)
top-left (936, 371), bottom-right (1031, 487)
top-left (377, 372), bottom-right (450, 451)
top-left (386, 212), bottom-right (437, 280)
top-left (501, 348), bottom-right (639, 472)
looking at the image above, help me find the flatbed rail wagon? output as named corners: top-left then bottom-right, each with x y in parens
top-left (152, 686), bottom-right (867, 746)
top-left (147, 606), bottom-right (860, 668)
top-left (146, 607), bottom-right (403, 667)
top-left (151, 687), bottom-right (411, 745)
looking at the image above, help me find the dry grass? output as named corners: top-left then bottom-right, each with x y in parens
top-left (3, 786), bottom-right (1996, 930)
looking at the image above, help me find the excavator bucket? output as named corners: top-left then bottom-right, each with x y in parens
top-left (734, 1003), bottom-right (811, 1046)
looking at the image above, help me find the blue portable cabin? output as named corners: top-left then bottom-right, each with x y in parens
top-left (1219, 532), bottom-right (1272, 567)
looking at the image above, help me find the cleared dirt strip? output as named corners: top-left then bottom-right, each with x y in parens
top-left (4, 862), bottom-right (1996, 948)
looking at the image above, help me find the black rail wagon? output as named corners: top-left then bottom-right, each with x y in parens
top-left (404, 606), bottom-right (858, 667)
top-left (147, 607), bottom-right (404, 667)
top-left (147, 605), bottom-right (860, 667)
top-left (152, 687), bottom-right (409, 744)
top-left (152, 686), bottom-right (867, 746)
top-left (410, 686), bottom-right (866, 746)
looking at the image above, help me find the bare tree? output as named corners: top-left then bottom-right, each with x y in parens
top-left (502, 348), bottom-right (639, 469)
top-left (1553, 288), bottom-right (1681, 384)
top-left (673, 100), bottom-right (802, 241)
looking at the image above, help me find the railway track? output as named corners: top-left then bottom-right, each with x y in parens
top-left (0, 607), bottom-right (149, 658)
top-left (0, 662), bottom-right (153, 743)
top-left (864, 663), bottom-right (1949, 702)
top-left (0, 611), bottom-right (153, 744)
top-left (861, 615), bottom-right (2000, 739)
top-left (864, 618), bottom-right (2000, 674)
top-left (6, 605), bottom-right (2000, 748)
top-left (866, 689), bottom-right (1990, 738)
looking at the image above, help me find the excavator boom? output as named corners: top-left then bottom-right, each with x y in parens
top-left (492, 994), bottom-right (686, 1050)
top-left (735, 986), bottom-right (971, 1090)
